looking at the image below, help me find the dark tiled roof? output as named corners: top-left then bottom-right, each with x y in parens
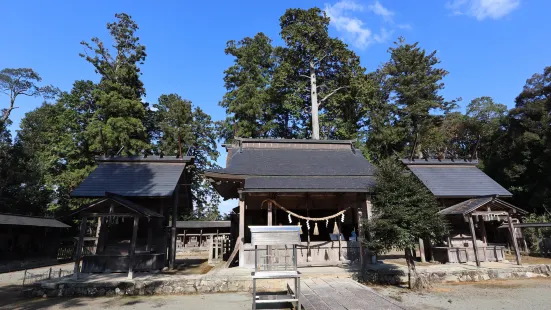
top-left (210, 148), bottom-right (375, 177)
top-left (0, 213), bottom-right (70, 228)
top-left (176, 221), bottom-right (231, 229)
top-left (438, 196), bottom-right (527, 215)
top-left (407, 165), bottom-right (512, 198)
top-left (72, 161), bottom-right (190, 197)
top-left (243, 176), bottom-right (375, 192)
top-left (66, 193), bottom-right (163, 218)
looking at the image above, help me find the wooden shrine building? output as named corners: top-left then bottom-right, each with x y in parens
top-left (402, 159), bottom-right (527, 266)
top-left (205, 138), bottom-right (376, 268)
top-left (0, 213), bottom-right (70, 272)
top-left (68, 155), bottom-right (193, 278)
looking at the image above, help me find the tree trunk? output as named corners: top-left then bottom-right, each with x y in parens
top-left (405, 247), bottom-right (431, 290)
top-left (309, 60), bottom-right (320, 140)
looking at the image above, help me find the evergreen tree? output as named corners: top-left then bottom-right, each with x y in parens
top-left (152, 94), bottom-right (221, 220)
top-left (369, 37), bottom-right (457, 160)
top-left (489, 66), bottom-right (551, 213)
top-left (365, 159), bottom-right (447, 289)
top-left (80, 13), bottom-right (149, 155)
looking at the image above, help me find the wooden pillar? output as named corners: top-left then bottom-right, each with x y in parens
top-left (507, 212), bottom-right (522, 265)
top-left (337, 204), bottom-right (343, 261)
top-left (468, 215), bottom-right (481, 267)
top-left (239, 199), bottom-right (245, 267)
top-left (94, 217), bottom-right (102, 254)
top-left (128, 216), bottom-right (139, 279)
top-left (479, 215), bottom-right (488, 245)
top-left (356, 205), bottom-right (363, 267)
top-left (170, 188), bottom-right (179, 270)
top-left (73, 216), bottom-right (87, 279)
top-left (418, 238), bottom-right (426, 263)
top-left (267, 201), bottom-right (273, 264)
top-left (183, 230), bottom-right (186, 248)
top-left (200, 229), bottom-right (203, 247)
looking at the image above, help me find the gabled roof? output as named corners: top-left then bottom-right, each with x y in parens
top-left (66, 193), bottom-right (164, 218)
top-left (242, 176), bottom-right (375, 193)
top-left (438, 196), bottom-right (527, 216)
top-left (72, 156), bottom-right (193, 198)
top-left (206, 139), bottom-right (376, 198)
top-left (0, 213), bottom-right (70, 228)
top-left (176, 221), bottom-right (231, 229)
top-left (402, 159), bottom-right (512, 198)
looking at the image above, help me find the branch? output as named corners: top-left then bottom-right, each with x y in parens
top-left (320, 86), bottom-right (347, 103)
top-left (314, 53), bottom-right (329, 65)
top-left (298, 74), bottom-right (311, 79)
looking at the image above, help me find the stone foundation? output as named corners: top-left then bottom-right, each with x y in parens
top-left (362, 264), bottom-right (551, 285)
top-left (25, 276), bottom-right (289, 298)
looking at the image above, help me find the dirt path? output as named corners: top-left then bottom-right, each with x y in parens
top-left (374, 278), bottom-right (551, 310)
top-left (0, 263), bottom-right (73, 287)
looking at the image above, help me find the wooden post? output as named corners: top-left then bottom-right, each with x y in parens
top-left (200, 229), bottom-right (204, 247)
top-left (239, 199), bottom-right (245, 267)
top-left (73, 216), bottom-right (87, 279)
top-left (478, 216), bottom-right (488, 245)
top-left (338, 206), bottom-right (343, 261)
top-left (183, 230), bottom-right (187, 248)
top-left (128, 216), bottom-right (139, 279)
top-left (419, 238), bottom-right (426, 263)
top-left (267, 201), bottom-right (273, 265)
top-left (468, 215), bottom-right (480, 267)
top-left (355, 206), bottom-right (363, 267)
top-left (507, 213), bottom-right (522, 265)
top-left (94, 217), bottom-right (102, 253)
top-left (170, 188), bottom-right (179, 270)
top-left (365, 196), bottom-right (376, 264)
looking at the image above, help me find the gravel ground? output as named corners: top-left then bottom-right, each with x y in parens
top-left (374, 277), bottom-right (551, 310)
top-left (0, 263), bottom-right (74, 286)
top-left (0, 293), bottom-right (292, 310)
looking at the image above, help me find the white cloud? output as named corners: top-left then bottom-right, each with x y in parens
top-left (368, 1), bottom-right (394, 22)
top-left (325, 0), bottom-right (396, 49)
top-left (447, 0), bottom-right (520, 20)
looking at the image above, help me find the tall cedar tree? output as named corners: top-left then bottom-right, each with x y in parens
top-left (219, 33), bottom-right (277, 141)
top-left (80, 13), bottom-right (150, 156)
top-left (366, 38), bottom-right (456, 162)
top-left (278, 8), bottom-right (365, 139)
top-left (153, 94), bottom-right (221, 220)
top-left (219, 8), bottom-right (366, 141)
top-left (365, 159), bottom-right (447, 289)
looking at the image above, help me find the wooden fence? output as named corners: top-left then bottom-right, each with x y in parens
top-left (208, 235), bottom-right (231, 265)
top-left (22, 267), bottom-right (74, 286)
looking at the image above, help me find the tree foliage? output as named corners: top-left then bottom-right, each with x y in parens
top-left (365, 159), bottom-right (447, 289)
top-left (80, 13), bottom-right (149, 156)
top-left (152, 94), bottom-right (221, 220)
top-left (0, 68), bottom-right (58, 126)
top-left (219, 8), bottom-right (366, 141)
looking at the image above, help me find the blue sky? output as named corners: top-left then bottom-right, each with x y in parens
top-left (2, 0), bottom-right (549, 214)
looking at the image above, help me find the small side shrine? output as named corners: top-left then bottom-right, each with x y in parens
top-left (205, 138), bottom-right (376, 268)
top-left (69, 155), bottom-right (194, 278)
top-left (403, 159), bottom-right (527, 265)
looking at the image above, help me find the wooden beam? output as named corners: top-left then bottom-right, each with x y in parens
top-left (82, 213), bottom-right (137, 217)
top-left (73, 216), bottom-right (87, 279)
top-left (128, 216), bottom-right (139, 279)
top-left (224, 239), bottom-right (241, 268)
top-left (468, 215), bottom-right (481, 267)
top-left (239, 199), bottom-right (245, 267)
top-left (507, 213), bottom-right (522, 265)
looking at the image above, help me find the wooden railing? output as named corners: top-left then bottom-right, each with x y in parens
top-left (208, 235), bottom-right (231, 265)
